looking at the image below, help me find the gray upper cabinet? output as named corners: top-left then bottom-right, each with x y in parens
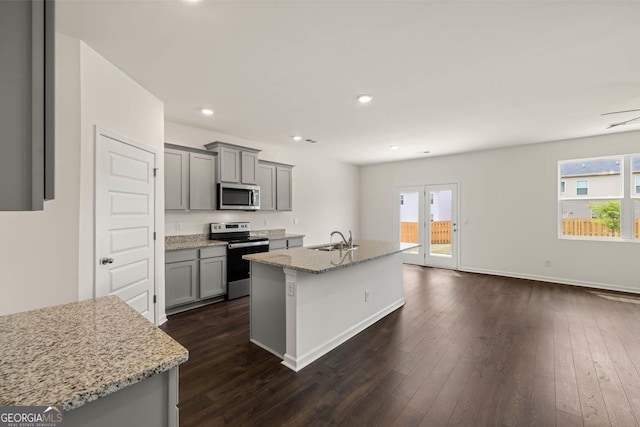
top-left (204, 141), bottom-right (260, 185)
top-left (241, 151), bottom-right (258, 184)
top-left (218, 146), bottom-right (240, 183)
top-left (258, 161), bottom-right (294, 211)
top-left (164, 145), bottom-right (216, 211)
top-left (257, 162), bottom-right (276, 211)
top-left (189, 152), bottom-right (216, 210)
top-left (276, 165), bottom-right (293, 211)
top-left (0, 0), bottom-right (55, 211)
top-left (165, 148), bottom-right (189, 210)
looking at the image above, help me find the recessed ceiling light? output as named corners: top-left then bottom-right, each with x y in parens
top-left (201, 108), bottom-right (214, 116)
top-left (184, 0), bottom-right (202, 3)
top-left (292, 135), bottom-right (303, 141)
top-left (357, 94), bottom-right (373, 104)
top-left (390, 145), bottom-right (399, 150)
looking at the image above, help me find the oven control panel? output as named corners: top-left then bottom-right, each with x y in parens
top-left (211, 222), bottom-right (250, 232)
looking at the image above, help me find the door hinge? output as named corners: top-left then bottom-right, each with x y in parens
top-left (153, 168), bottom-right (158, 177)
top-left (153, 232), bottom-right (157, 240)
top-left (153, 295), bottom-right (157, 304)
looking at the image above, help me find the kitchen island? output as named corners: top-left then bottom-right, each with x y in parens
top-left (0, 296), bottom-right (188, 427)
top-left (244, 240), bottom-right (418, 371)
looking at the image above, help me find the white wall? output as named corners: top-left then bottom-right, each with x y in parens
top-left (77, 43), bottom-right (166, 321)
top-left (0, 34), bottom-right (82, 315)
top-left (361, 130), bottom-right (640, 293)
top-left (164, 122), bottom-right (360, 246)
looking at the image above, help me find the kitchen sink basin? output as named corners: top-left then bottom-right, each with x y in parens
top-left (312, 243), bottom-right (359, 252)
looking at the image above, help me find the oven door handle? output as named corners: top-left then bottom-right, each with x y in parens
top-left (228, 241), bottom-right (270, 249)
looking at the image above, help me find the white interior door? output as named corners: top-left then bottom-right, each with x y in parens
top-left (397, 183), bottom-right (459, 269)
top-left (96, 129), bottom-right (156, 322)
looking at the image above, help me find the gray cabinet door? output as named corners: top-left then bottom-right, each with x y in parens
top-left (276, 166), bottom-right (293, 211)
top-left (164, 148), bottom-right (189, 210)
top-left (200, 256), bottom-right (226, 299)
top-left (269, 239), bottom-right (287, 251)
top-left (241, 151), bottom-right (258, 184)
top-left (287, 237), bottom-right (304, 248)
top-left (165, 260), bottom-right (198, 308)
top-left (257, 163), bottom-right (276, 211)
top-left (219, 146), bottom-right (240, 183)
top-left (189, 152), bottom-right (216, 210)
top-left (0, 0), bottom-right (54, 210)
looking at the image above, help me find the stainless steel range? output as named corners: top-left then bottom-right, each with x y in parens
top-left (210, 222), bottom-right (269, 300)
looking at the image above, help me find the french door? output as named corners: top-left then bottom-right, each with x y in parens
top-left (397, 183), bottom-right (459, 269)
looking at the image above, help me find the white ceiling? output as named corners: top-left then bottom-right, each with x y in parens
top-left (57, 0), bottom-right (640, 165)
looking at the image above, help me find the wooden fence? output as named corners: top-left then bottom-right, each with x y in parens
top-left (400, 221), bottom-right (452, 244)
top-left (563, 218), bottom-right (640, 238)
top-left (402, 219), bottom-right (640, 242)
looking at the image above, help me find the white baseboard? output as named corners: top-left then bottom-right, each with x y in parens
top-left (282, 298), bottom-right (405, 372)
top-left (459, 266), bottom-right (640, 295)
top-left (157, 314), bottom-right (168, 326)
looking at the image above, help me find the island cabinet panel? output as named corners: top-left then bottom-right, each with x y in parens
top-left (219, 146), bottom-right (241, 183)
top-left (189, 152), bottom-right (216, 210)
top-left (257, 162), bottom-right (276, 211)
top-left (64, 367), bottom-right (179, 427)
top-left (241, 151), bottom-right (258, 184)
top-left (200, 256), bottom-right (226, 298)
top-left (164, 149), bottom-right (189, 210)
top-left (165, 260), bottom-right (198, 308)
top-left (276, 166), bottom-right (293, 211)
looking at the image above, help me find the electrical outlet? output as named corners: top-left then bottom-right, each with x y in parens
top-left (545, 260), bottom-right (552, 267)
top-left (294, 218), bottom-right (298, 225)
top-left (176, 222), bottom-right (182, 231)
top-left (287, 282), bottom-right (294, 296)
top-left (365, 290), bottom-right (370, 302)
top-left (264, 219), bottom-right (269, 226)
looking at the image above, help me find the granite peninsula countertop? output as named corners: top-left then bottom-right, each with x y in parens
top-left (243, 240), bottom-right (419, 274)
top-left (165, 229), bottom-right (305, 251)
top-left (0, 296), bottom-right (188, 411)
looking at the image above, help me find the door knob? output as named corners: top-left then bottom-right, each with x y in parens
top-left (100, 257), bottom-right (114, 265)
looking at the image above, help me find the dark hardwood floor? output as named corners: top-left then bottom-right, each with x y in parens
top-left (160, 265), bottom-right (640, 426)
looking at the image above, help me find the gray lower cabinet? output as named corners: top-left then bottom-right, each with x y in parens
top-left (165, 260), bottom-right (197, 307)
top-left (165, 246), bottom-right (227, 312)
top-left (200, 255), bottom-right (226, 298)
top-left (269, 237), bottom-right (303, 251)
top-left (164, 146), bottom-right (216, 211)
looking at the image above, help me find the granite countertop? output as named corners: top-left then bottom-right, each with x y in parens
top-left (243, 240), bottom-right (419, 274)
top-left (165, 229), bottom-right (305, 250)
top-left (165, 234), bottom-right (227, 251)
top-left (0, 296), bottom-right (188, 411)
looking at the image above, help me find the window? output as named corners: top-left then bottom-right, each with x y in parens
top-left (576, 180), bottom-right (588, 195)
top-left (559, 155), bottom-right (638, 240)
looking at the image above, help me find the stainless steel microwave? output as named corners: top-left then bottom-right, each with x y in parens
top-left (218, 183), bottom-right (260, 210)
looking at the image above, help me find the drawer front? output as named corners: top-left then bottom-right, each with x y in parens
top-left (269, 239), bottom-right (287, 250)
top-left (166, 249), bottom-right (198, 263)
top-left (200, 246), bottom-right (227, 259)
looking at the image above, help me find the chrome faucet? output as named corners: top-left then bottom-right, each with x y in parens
top-left (330, 230), bottom-right (353, 249)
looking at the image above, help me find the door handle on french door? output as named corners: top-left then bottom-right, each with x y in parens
top-left (100, 257), bottom-right (114, 265)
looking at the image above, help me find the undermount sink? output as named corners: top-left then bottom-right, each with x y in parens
top-left (312, 243), bottom-right (359, 252)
